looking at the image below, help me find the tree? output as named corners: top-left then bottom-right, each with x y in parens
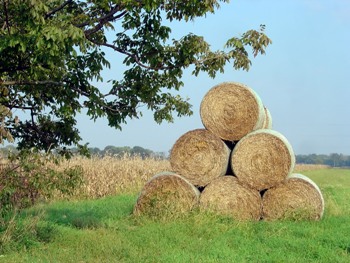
top-left (130, 146), bottom-right (153, 158)
top-left (0, 0), bottom-right (272, 155)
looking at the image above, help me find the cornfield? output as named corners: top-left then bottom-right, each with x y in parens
top-left (293, 164), bottom-right (330, 172)
top-left (56, 154), bottom-right (171, 199)
top-left (1, 155), bottom-right (329, 200)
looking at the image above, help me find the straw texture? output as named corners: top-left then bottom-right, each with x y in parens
top-left (134, 80), bottom-right (324, 222)
top-left (231, 129), bottom-right (295, 191)
top-left (262, 173), bottom-right (324, 220)
top-left (199, 176), bottom-right (262, 221)
top-left (133, 172), bottom-right (200, 218)
top-left (170, 129), bottom-right (230, 187)
top-left (200, 82), bottom-right (265, 141)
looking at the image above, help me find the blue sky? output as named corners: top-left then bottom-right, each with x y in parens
top-left (76, 0), bottom-right (350, 155)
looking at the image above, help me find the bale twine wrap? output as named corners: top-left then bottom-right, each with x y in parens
top-left (170, 129), bottom-right (230, 187)
top-left (262, 173), bottom-right (324, 220)
top-left (262, 106), bottom-right (272, 129)
top-left (231, 129), bottom-right (295, 191)
top-left (133, 172), bottom-right (200, 218)
top-left (199, 176), bottom-right (261, 221)
top-left (200, 82), bottom-right (265, 141)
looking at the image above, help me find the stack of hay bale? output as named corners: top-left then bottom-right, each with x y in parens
top-left (133, 82), bottom-right (324, 221)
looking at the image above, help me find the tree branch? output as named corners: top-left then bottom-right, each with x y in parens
top-left (68, 85), bottom-right (122, 114)
top-left (87, 38), bottom-right (173, 71)
top-left (69, 86), bottom-right (91, 98)
top-left (0, 64), bottom-right (30, 74)
top-left (84, 6), bottom-right (127, 36)
top-left (3, 0), bottom-right (11, 34)
top-left (45, 0), bottom-right (73, 19)
top-left (0, 80), bottom-right (62, 86)
top-left (5, 104), bottom-right (35, 111)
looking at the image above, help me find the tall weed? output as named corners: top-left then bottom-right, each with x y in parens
top-left (0, 149), bottom-right (83, 214)
top-left (0, 150), bottom-right (82, 253)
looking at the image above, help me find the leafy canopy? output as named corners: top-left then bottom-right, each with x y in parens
top-left (0, 0), bottom-right (271, 155)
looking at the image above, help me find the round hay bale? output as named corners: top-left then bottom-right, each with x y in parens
top-left (200, 82), bottom-right (265, 141)
top-left (199, 176), bottom-right (261, 221)
top-left (133, 172), bottom-right (200, 218)
top-left (262, 106), bottom-right (272, 129)
top-left (262, 173), bottom-right (324, 220)
top-left (231, 129), bottom-right (295, 191)
top-left (170, 129), bottom-right (230, 187)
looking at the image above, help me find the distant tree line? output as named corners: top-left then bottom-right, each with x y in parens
top-left (296, 153), bottom-right (350, 167)
top-left (87, 145), bottom-right (167, 159)
top-left (1, 145), bottom-right (349, 166)
top-left (0, 145), bottom-right (167, 159)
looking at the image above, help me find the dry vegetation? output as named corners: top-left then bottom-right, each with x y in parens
top-left (0, 154), bottom-right (330, 201)
top-left (56, 154), bottom-right (171, 199)
top-left (59, 157), bottom-right (329, 200)
top-left (293, 164), bottom-right (330, 172)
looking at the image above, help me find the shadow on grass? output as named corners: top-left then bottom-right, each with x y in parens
top-left (46, 208), bottom-right (104, 229)
top-left (25, 194), bottom-right (137, 230)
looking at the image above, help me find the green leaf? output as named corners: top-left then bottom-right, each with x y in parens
top-left (0, 0), bottom-right (271, 154)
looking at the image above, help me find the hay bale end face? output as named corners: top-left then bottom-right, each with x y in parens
top-left (170, 129), bottom-right (230, 187)
top-left (199, 176), bottom-right (262, 221)
top-left (231, 129), bottom-right (295, 191)
top-left (200, 82), bottom-right (265, 141)
top-left (133, 172), bottom-right (200, 218)
top-left (262, 173), bottom-right (324, 221)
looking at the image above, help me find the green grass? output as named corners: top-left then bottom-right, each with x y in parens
top-left (1, 169), bottom-right (350, 262)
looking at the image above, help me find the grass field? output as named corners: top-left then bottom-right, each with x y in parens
top-left (0, 159), bottom-right (349, 262)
